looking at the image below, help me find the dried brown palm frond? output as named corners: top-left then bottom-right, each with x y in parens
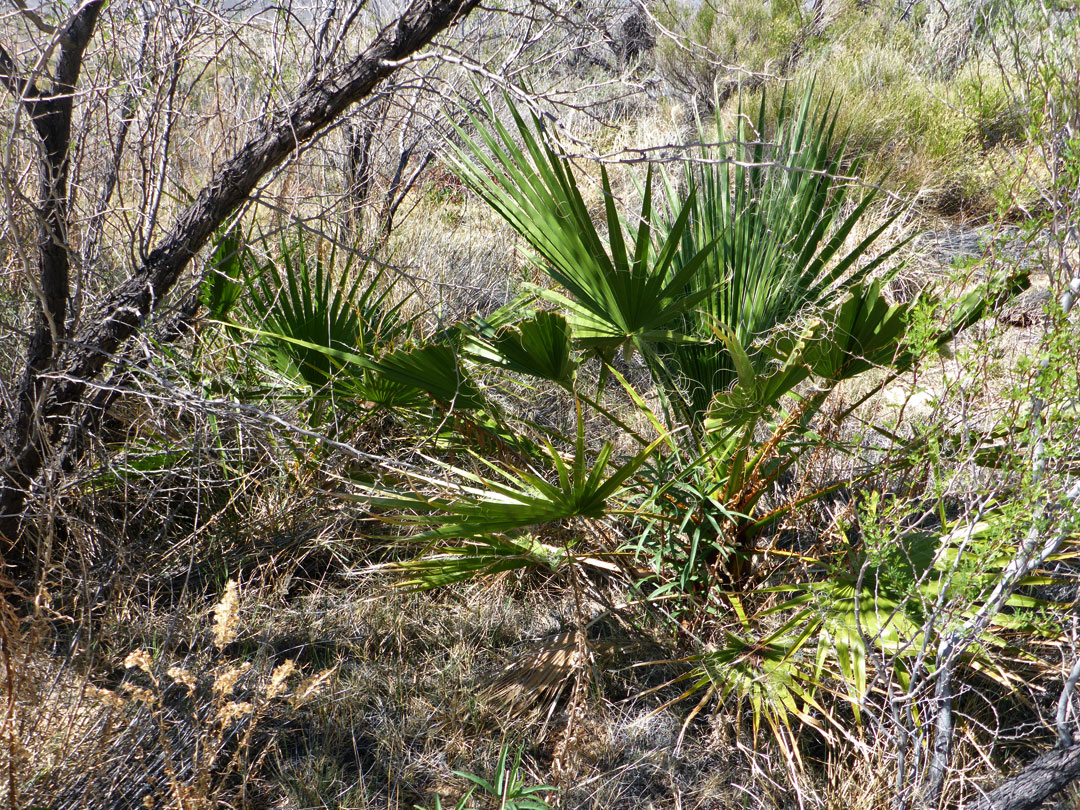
top-left (483, 629), bottom-right (590, 732)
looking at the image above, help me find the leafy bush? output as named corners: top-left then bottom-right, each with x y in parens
top-left (407, 86), bottom-right (1027, 748)
top-left (192, 84), bottom-right (1034, 771)
top-left (653, 0), bottom-right (806, 107)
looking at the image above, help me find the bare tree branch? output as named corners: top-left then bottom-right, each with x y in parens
top-left (1, 0), bottom-right (104, 548)
top-left (1058, 653), bottom-right (1080, 748)
top-left (7, 0), bottom-right (56, 34)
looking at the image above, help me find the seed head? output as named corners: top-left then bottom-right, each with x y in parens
top-left (267, 659), bottom-right (297, 700)
top-left (124, 649), bottom-right (154, 675)
top-left (167, 666), bottom-right (198, 696)
top-left (293, 666), bottom-right (335, 707)
top-left (212, 580), bottom-right (241, 650)
top-left (213, 662), bottom-right (252, 696)
top-left (216, 700), bottom-right (254, 726)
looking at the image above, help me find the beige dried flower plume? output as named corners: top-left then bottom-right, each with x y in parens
top-left (87, 684), bottom-right (125, 710)
top-left (292, 666), bottom-right (336, 708)
top-left (216, 700), bottom-right (254, 725)
top-left (212, 580), bottom-right (240, 650)
top-left (267, 659), bottom-right (297, 700)
top-left (168, 666), bottom-right (198, 695)
top-left (122, 683), bottom-right (155, 705)
top-left (213, 662), bottom-right (252, 697)
top-left (124, 649), bottom-right (154, 676)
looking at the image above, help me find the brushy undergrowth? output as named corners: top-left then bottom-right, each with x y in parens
top-left (4, 0), bottom-right (1080, 808)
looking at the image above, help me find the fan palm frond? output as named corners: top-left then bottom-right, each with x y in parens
top-left (447, 97), bottom-right (716, 355)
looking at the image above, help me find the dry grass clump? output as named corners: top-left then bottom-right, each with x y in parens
top-left (1, 657), bottom-right (120, 807)
top-left (383, 194), bottom-right (526, 327)
top-left (147, 555), bottom-right (786, 809)
top-left (7, 579), bottom-right (334, 810)
top-left (7, 410), bottom-right (1065, 810)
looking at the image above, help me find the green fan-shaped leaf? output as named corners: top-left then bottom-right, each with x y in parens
top-left (372, 344), bottom-right (487, 411)
top-left (446, 95), bottom-right (715, 353)
top-left (389, 535), bottom-right (569, 591)
top-left (202, 229), bottom-right (247, 321)
top-left (349, 401), bottom-right (665, 551)
top-left (652, 82), bottom-right (907, 426)
top-left (464, 311), bottom-right (577, 385)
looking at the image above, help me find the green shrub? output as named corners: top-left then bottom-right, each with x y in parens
top-left (653, 0), bottom-right (806, 106)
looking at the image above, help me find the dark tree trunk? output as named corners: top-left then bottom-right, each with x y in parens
top-left (342, 100), bottom-right (386, 232)
top-left (969, 740), bottom-right (1080, 810)
top-left (0, 1), bottom-right (104, 565)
